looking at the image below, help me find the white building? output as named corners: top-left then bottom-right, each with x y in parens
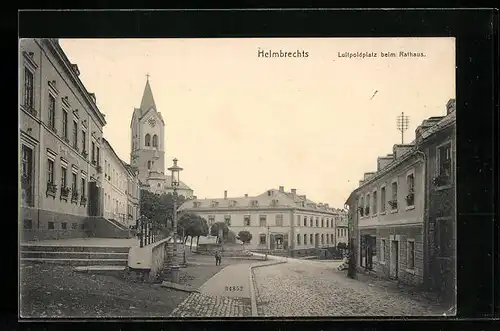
top-left (129, 78), bottom-right (194, 199)
top-left (178, 186), bottom-right (345, 254)
top-left (335, 212), bottom-right (349, 245)
top-left (102, 138), bottom-right (130, 226)
top-left (123, 162), bottom-right (141, 227)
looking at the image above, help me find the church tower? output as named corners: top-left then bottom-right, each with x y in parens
top-left (130, 76), bottom-right (166, 184)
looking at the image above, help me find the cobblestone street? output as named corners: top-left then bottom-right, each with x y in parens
top-left (253, 260), bottom-right (446, 316)
top-left (169, 292), bottom-right (251, 317)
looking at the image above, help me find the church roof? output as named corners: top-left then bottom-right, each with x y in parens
top-left (140, 78), bottom-right (157, 115)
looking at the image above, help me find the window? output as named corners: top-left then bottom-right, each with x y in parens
top-left (259, 215), bottom-right (267, 227)
top-left (331, 234), bottom-right (334, 242)
top-left (82, 130), bottom-right (86, 152)
top-left (47, 159), bottom-right (54, 184)
top-left (244, 215), bottom-right (251, 226)
top-left (62, 109), bottom-right (68, 139)
top-left (23, 219), bottom-right (33, 230)
top-left (72, 121), bottom-right (78, 149)
top-left (259, 234), bottom-right (266, 244)
top-left (380, 186), bottom-right (386, 212)
top-left (303, 216), bottom-right (307, 226)
top-left (21, 145), bottom-right (33, 205)
top-left (61, 167), bottom-right (67, 188)
top-left (337, 229), bottom-right (340, 238)
top-left (24, 68), bottom-right (34, 109)
top-left (275, 214), bottom-right (283, 226)
top-left (315, 218), bottom-right (318, 227)
top-left (297, 234), bottom-right (301, 245)
top-left (406, 173), bottom-right (415, 206)
top-left (145, 134), bottom-right (151, 147)
top-left (224, 215), bottom-right (231, 226)
top-left (147, 161), bottom-right (151, 169)
top-left (310, 218), bottom-right (313, 227)
top-left (326, 234), bottom-right (329, 244)
top-left (81, 177), bottom-right (86, 197)
top-left (297, 215), bottom-right (300, 226)
top-left (321, 234), bottom-right (324, 244)
top-left (437, 143), bottom-right (452, 185)
top-left (61, 222), bottom-right (67, 230)
top-left (390, 181), bottom-right (398, 210)
top-left (72, 222), bottom-right (78, 229)
top-left (48, 94), bottom-right (56, 129)
top-left (381, 239), bottom-right (386, 262)
top-left (91, 141), bottom-right (96, 162)
top-left (48, 222), bottom-right (55, 230)
top-left (310, 234), bottom-right (313, 244)
top-left (72, 172), bottom-right (77, 191)
top-left (152, 134), bottom-right (158, 147)
top-left (208, 215), bottom-right (215, 226)
top-left (304, 234), bottom-right (307, 245)
top-left (373, 190), bottom-right (378, 214)
top-left (96, 146), bottom-right (100, 165)
top-left (321, 218), bottom-right (324, 227)
top-left (407, 240), bottom-right (415, 269)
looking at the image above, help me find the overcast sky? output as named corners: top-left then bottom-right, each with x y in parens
top-left (59, 37), bottom-right (455, 208)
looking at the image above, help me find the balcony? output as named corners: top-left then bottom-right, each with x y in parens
top-left (82, 150), bottom-right (88, 159)
top-left (46, 182), bottom-right (57, 198)
top-left (96, 165), bottom-right (102, 174)
top-left (22, 105), bottom-right (38, 117)
top-left (91, 159), bottom-right (97, 166)
top-left (71, 191), bottom-right (79, 204)
top-left (60, 186), bottom-right (71, 201)
top-left (405, 192), bottom-right (415, 207)
top-left (432, 173), bottom-right (451, 188)
top-left (388, 200), bottom-right (398, 211)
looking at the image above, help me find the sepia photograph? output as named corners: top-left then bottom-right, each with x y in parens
top-left (19, 37), bottom-right (456, 318)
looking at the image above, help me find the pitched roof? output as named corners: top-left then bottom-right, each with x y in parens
top-left (179, 188), bottom-right (342, 213)
top-left (140, 78), bottom-right (157, 116)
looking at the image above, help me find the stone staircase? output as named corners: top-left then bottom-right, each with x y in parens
top-left (20, 244), bottom-right (130, 267)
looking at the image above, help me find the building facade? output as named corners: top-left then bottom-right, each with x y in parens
top-left (123, 162), bottom-right (141, 227)
top-left (102, 138), bottom-right (131, 226)
top-left (130, 78), bottom-right (193, 199)
top-left (178, 186), bottom-right (345, 254)
top-left (335, 212), bottom-right (349, 245)
top-left (20, 38), bottom-right (107, 241)
top-left (345, 99), bottom-right (456, 295)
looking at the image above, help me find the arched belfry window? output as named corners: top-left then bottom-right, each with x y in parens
top-left (152, 134), bottom-right (158, 148)
top-left (145, 134), bottom-right (151, 147)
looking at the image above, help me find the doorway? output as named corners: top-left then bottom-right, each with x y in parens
top-left (390, 240), bottom-right (399, 279)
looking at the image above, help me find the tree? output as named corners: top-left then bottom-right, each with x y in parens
top-left (210, 222), bottom-right (229, 244)
top-left (178, 213), bottom-right (210, 251)
top-left (226, 230), bottom-right (237, 244)
top-left (139, 190), bottom-right (186, 228)
top-left (196, 217), bottom-right (209, 248)
top-left (237, 230), bottom-right (252, 249)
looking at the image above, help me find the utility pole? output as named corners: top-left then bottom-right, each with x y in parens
top-left (397, 112), bottom-right (410, 144)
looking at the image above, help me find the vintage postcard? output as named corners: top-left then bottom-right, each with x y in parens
top-left (19, 37), bottom-right (456, 318)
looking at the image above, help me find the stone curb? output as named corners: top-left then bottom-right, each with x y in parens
top-left (161, 281), bottom-right (201, 293)
top-left (248, 260), bottom-right (287, 317)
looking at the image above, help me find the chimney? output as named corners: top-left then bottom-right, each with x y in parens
top-left (393, 144), bottom-right (414, 159)
top-left (363, 172), bottom-right (375, 181)
top-left (291, 188), bottom-right (297, 195)
top-left (377, 156), bottom-right (393, 171)
top-left (244, 194), bottom-right (248, 198)
top-left (279, 186), bottom-right (284, 193)
top-left (415, 116), bottom-right (445, 142)
top-left (224, 190), bottom-right (227, 199)
top-left (359, 179), bottom-right (365, 186)
top-left (446, 98), bottom-right (456, 114)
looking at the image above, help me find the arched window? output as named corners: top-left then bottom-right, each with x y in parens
top-left (145, 134), bottom-right (151, 147)
top-left (147, 161), bottom-right (151, 169)
top-left (152, 134), bottom-right (158, 148)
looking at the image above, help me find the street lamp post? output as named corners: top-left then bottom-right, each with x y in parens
top-left (167, 158), bottom-right (183, 283)
top-left (266, 225), bottom-right (270, 260)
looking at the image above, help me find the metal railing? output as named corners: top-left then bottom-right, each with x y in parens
top-left (136, 216), bottom-right (165, 248)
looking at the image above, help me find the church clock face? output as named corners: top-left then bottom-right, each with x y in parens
top-left (148, 117), bottom-right (156, 127)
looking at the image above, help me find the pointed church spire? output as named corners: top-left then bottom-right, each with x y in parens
top-left (140, 75), bottom-right (157, 113)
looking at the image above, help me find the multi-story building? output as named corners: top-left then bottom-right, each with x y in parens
top-left (419, 99), bottom-right (456, 303)
top-left (102, 138), bottom-right (131, 226)
top-left (335, 212), bottom-right (349, 245)
top-left (20, 38), bottom-right (107, 241)
top-left (123, 161), bottom-right (141, 227)
top-left (345, 99), bottom-right (456, 296)
top-left (130, 78), bottom-right (194, 199)
top-left (178, 186), bottom-right (343, 254)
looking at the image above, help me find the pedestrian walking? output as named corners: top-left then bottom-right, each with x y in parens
top-left (215, 249), bottom-right (222, 266)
